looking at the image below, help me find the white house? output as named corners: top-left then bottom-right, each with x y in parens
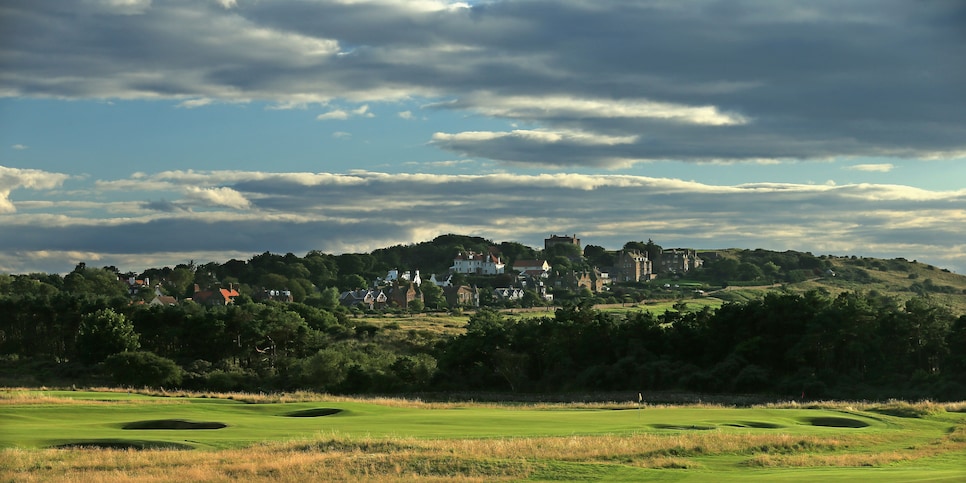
top-left (451, 250), bottom-right (505, 275)
top-left (512, 259), bottom-right (551, 278)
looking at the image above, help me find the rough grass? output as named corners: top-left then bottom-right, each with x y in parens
top-left (4, 428), bottom-right (963, 482)
top-left (758, 398), bottom-right (965, 416)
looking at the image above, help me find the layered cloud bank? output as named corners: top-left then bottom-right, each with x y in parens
top-left (2, 0), bottom-right (964, 166)
top-left (1, 1), bottom-right (963, 273)
top-left (1, 168), bottom-right (963, 274)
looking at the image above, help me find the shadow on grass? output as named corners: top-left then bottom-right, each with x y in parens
top-left (804, 416), bottom-right (869, 428)
top-left (283, 408), bottom-right (343, 417)
top-left (121, 419), bottom-right (227, 430)
top-left (650, 423), bottom-right (717, 430)
top-left (724, 421), bottom-right (785, 429)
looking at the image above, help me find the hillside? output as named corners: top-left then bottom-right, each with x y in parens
top-left (702, 252), bottom-right (966, 315)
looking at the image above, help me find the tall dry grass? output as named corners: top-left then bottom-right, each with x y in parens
top-left (745, 424), bottom-right (966, 468)
top-left (6, 428), bottom-right (957, 482)
top-left (757, 398), bottom-right (966, 417)
top-left (0, 388), bottom-right (188, 406)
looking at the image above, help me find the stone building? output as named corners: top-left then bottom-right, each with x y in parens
top-left (613, 249), bottom-right (655, 282)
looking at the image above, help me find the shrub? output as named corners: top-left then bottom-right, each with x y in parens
top-left (205, 369), bottom-right (255, 392)
top-left (104, 351), bottom-right (183, 388)
top-left (76, 308), bottom-right (140, 364)
top-left (734, 364), bottom-right (771, 392)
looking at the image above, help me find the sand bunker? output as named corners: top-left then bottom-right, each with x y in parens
top-left (283, 408), bottom-right (343, 417)
top-left (121, 419), bottom-right (227, 430)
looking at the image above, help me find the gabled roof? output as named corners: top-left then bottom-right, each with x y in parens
top-left (150, 295), bottom-right (178, 306)
top-left (193, 288), bottom-right (238, 304)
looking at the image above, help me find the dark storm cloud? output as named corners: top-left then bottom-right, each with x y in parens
top-left (2, 0), bottom-right (964, 164)
top-left (0, 216), bottom-right (401, 254)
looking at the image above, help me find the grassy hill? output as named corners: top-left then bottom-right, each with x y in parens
top-left (697, 252), bottom-right (966, 315)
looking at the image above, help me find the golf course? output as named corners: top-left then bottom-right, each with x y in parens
top-left (2, 389), bottom-right (965, 481)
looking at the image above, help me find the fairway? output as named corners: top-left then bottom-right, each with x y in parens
top-left (2, 390), bottom-right (965, 481)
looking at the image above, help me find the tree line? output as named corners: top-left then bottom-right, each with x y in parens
top-left (1, 272), bottom-right (963, 399)
top-left (2, 236), bottom-right (965, 399)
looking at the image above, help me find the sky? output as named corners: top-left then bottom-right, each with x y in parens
top-left (1, 0), bottom-right (965, 275)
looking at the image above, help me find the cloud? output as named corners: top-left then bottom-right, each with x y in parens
top-left (0, 166), bottom-right (71, 213)
top-left (11, 144), bottom-right (28, 150)
top-left (183, 186), bottom-right (251, 210)
top-left (431, 129), bottom-right (642, 168)
top-left (317, 104), bottom-right (374, 120)
top-left (80, 0), bottom-right (152, 15)
top-left (176, 98), bottom-right (215, 109)
top-left (404, 159), bottom-right (475, 168)
top-left (352, 104), bottom-right (374, 117)
top-left (2, 1), bottom-right (964, 166)
top-left (141, 199), bottom-right (188, 212)
top-left (846, 163), bottom-right (895, 173)
top-left (3, 169), bottom-right (965, 273)
top-left (442, 93), bottom-right (749, 126)
top-left (398, 110), bottom-right (414, 120)
top-left (317, 110), bottom-right (349, 120)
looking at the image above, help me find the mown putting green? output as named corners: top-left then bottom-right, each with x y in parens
top-left (2, 390), bottom-right (965, 481)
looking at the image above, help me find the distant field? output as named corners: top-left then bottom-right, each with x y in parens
top-left (2, 389), bottom-right (964, 481)
top-left (354, 312), bottom-right (469, 337)
top-left (355, 298), bottom-right (726, 336)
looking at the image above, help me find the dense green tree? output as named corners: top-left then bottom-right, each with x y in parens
top-left (315, 286), bottom-right (341, 310)
top-left (335, 254), bottom-right (377, 280)
top-left (339, 274), bottom-right (367, 291)
top-left (104, 351), bottom-right (183, 388)
top-left (583, 245), bottom-right (614, 267)
top-left (76, 308), bottom-right (140, 364)
top-left (736, 262), bottom-right (765, 281)
top-left (63, 264), bottom-right (127, 298)
top-left (420, 282), bottom-right (446, 310)
top-left (408, 298), bottom-right (425, 313)
top-left (166, 266), bottom-right (195, 297)
top-left (498, 241), bottom-right (537, 265)
top-left (303, 250), bottom-right (339, 287)
top-left (543, 242), bottom-right (582, 260)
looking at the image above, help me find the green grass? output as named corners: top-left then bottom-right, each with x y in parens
top-left (3, 391), bottom-right (886, 448)
top-left (2, 390), bottom-right (965, 481)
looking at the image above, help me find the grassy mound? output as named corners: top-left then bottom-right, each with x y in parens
top-left (121, 419), bottom-right (227, 430)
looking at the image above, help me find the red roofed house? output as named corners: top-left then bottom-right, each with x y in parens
top-left (192, 284), bottom-right (240, 306)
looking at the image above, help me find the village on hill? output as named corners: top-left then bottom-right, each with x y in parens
top-left (119, 233), bottom-right (716, 311)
